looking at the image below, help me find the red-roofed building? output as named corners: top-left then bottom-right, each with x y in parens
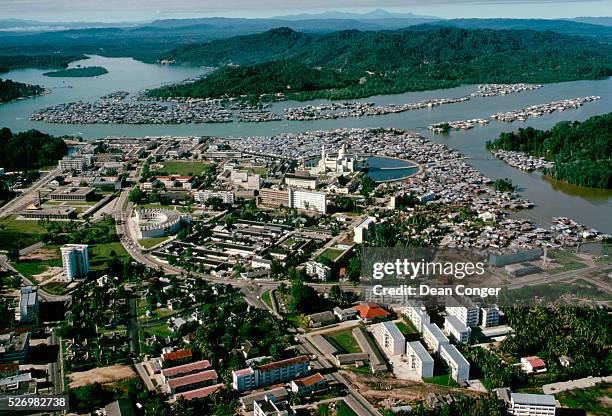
top-left (521, 356), bottom-right (547, 374)
top-left (165, 369), bottom-right (218, 394)
top-left (173, 383), bottom-right (224, 402)
top-left (161, 348), bottom-right (192, 368)
top-left (161, 359), bottom-right (211, 382)
top-left (290, 372), bottom-right (326, 395)
top-left (353, 302), bottom-right (390, 323)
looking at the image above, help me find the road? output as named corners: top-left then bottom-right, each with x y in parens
top-left (0, 254), bottom-right (71, 302)
top-left (298, 334), bottom-right (381, 416)
top-left (48, 327), bottom-right (64, 395)
top-left (0, 168), bottom-right (60, 219)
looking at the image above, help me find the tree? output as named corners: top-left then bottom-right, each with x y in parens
top-left (329, 285), bottom-right (342, 301)
top-left (345, 255), bottom-right (361, 283)
top-left (6, 248), bottom-right (19, 262)
top-left (128, 188), bottom-right (145, 203)
top-left (493, 178), bottom-right (516, 193)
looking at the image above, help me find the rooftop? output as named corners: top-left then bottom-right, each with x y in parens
top-left (161, 359), bottom-right (211, 379)
top-left (162, 348), bottom-right (192, 362)
top-left (174, 383), bottom-right (224, 401)
top-left (167, 369), bottom-right (218, 390)
top-left (257, 355), bottom-right (309, 372)
top-left (292, 372), bottom-right (325, 388)
top-left (511, 392), bottom-right (556, 406)
top-left (354, 302), bottom-right (390, 320)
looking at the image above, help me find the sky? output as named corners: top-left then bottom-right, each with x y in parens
top-left (0, 0), bottom-right (610, 22)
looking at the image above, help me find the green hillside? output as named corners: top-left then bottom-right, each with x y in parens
top-left (149, 27), bottom-right (612, 101)
top-left (487, 113), bottom-right (612, 189)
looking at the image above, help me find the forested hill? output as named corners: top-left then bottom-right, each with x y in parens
top-left (0, 78), bottom-right (44, 103)
top-left (435, 18), bottom-right (612, 39)
top-left (0, 128), bottom-right (68, 171)
top-left (157, 26), bottom-right (612, 68)
top-left (149, 27), bottom-right (612, 101)
top-left (487, 113), bottom-right (612, 189)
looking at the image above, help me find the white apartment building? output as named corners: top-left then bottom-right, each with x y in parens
top-left (285, 173), bottom-right (318, 190)
top-left (58, 156), bottom-right (91, 172)
top-left (232, 356), bottom-right (309, 393)
top-left (353, 216), bottom-right (376, 244)
top-left (446, 296), bottom-right (480, 328)
top-left (422, 323), bottom-right (449, 353)
top-left (376, 321), bottom-right (405, 357)
top-left (439, 343), bottom-right (470, 384)
top-left (193, 190), bottom-right (235, 205)
top-left (405, 341), bottom-right (434, 378)
top-left (61, 244), bottom-right (89, 280)
top-left (402, 302), bottom-right (430, 332)
top-left (480, 306), bottom-right (500, 327)
top-left (444, 315), bottom-right (471, 344)
top-left (509, 392), bottom-right (556, 416)
top-left (289, 188), bottom-right (327, 213)
top-left (305, 261), bottom-right (331, 281)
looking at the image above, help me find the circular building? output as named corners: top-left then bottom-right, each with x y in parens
top-left (133, 208), bottom-right (182, 239)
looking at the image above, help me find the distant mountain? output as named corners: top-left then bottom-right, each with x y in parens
top-left (273, 9), bottom-right (439, 21)
top-left (570, 17), bottom-right (612, 27)
top-left (0, 18), bottom-right (139, 32)
top-left (431, 18), bottom-right (612, 39)
top-left (1, 15), bottom-right (611, 67)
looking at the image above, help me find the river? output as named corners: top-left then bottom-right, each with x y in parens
top-left (1, 55), bottom-right (611, 232)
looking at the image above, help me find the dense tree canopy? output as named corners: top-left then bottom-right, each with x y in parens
top-left (487, 113), bottom-right (612, 188)
top-left (0, 78), bottom-right (43, 102)
top-left (149, 27), bottom-right (612, 100)
top-left (0, 128), bottom-right (68, 171)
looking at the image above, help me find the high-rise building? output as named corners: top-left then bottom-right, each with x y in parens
top-left (19, 286), bottom-right (38, 323)
top-left (445, 295), bottom-right (480, 328)
top-left (61, 244), bottom-right (90, 280)
top-left (406, 341), bottom-right (434, 378)
top-left (480, 306), bottom-right (500, 327)
top-left (354, 216), bottom-right (376, 244)
top-left (289, 188), bottom-right (327, 213)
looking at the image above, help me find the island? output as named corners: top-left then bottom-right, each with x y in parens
top-left (0, 78), bottom-right (44, 103)
top-left (487, 113), bottom-right (612, 189)
top-left (43, 66), bottom-right (108, 78)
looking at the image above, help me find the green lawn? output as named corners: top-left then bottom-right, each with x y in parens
top-left (42, 282), bottom-right (71, 295)
top-left (557, 382), bottom-right (611, 416)
top-left (396, 319), bottom-right (419, 335)
top-left (153, 161), bottom-right (212, 176)
top-left (142, 323), bottom-right (174, 338)
top-left (139, 237), bottom-right (170, 249)
top-left (262, 290), bottom-right (274, 310)
top-left (317, 247), bottom-right (344, 263)
top-left (12, 258), bottom-right (62, 279)
top-left (548, 249), bottom-right (587, 274)
top-left (424, 374), bottom-right (459, 387)
top-left (237, 166), bottom-right (268, 176)
top-left (89, 242), bottom-right (129, 270)
top-left (325, 328), bottom-right (361, 354)
top-left (317, 401), bottom-right (357, 416)
top-left (0, 216), bottom-right (49, 251)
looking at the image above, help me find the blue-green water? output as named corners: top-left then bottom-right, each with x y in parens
top-left (366, 156), bottom-right (418, 182)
